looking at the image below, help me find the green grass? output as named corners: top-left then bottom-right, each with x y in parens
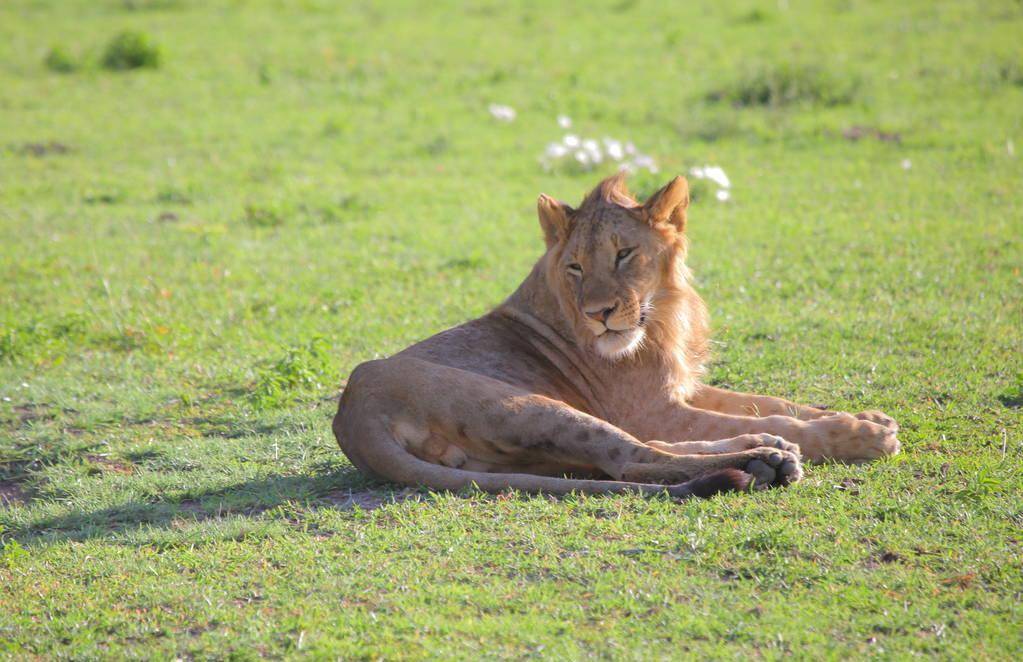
top-left (2, 0), bottom-right (1022, 657)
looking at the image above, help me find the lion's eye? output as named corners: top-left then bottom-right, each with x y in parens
top-left (567, 263), bottom-right (583, 276)
top-left (615, 247), bottom-right (634, 266)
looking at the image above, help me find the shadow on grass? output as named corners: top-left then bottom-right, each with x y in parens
top-left (182, 414), bottom-right (318, 439)
top-left (7, 463), bottom-right (423, 548)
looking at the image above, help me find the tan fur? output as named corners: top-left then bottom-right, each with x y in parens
top-left (333, 175), bottom-right (900, 497)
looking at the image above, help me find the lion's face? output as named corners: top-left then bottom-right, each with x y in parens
top-left (538, 174), bottom-right (691, 360)
top-left (555, 207), bottom-right (665, 358)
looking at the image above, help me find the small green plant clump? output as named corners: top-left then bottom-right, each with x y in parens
top-left (993, 57), bottom-right (1023, 87)
top-left (243, 203), bottom-right (287, 227)
top-left (101, 31), bottom-right (161, 70)
top-left (711, 62), bottom-right (859, 107)
top-left (251, 337), bottom-right (333, 409)
top-left (43, 45), bottom-right (77, 73)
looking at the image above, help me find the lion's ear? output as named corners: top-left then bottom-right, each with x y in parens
top-left (643, 175), bottom-right (689, 232)
top-left (537, 194), bottom-right (573, 248)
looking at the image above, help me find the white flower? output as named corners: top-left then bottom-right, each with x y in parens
top-left (540, 132), bottom-right (659, 174)
top-left (690, 165), bottom-right (730, 189)
top-left (715, 189), bottom-right (731, 202)
top-left (603, 138), bottom-right (624, 161)
top-left (545, 142), bottom-right (569, 159)
top-left (705, 166), bottom-right (731, 189)
top-left (631, 154), bottom-right (658, 173)
top-left (582, 139), bottom-right (602, 163)
top-left (488, 104), bottom-right (516, 122)
top-left (901, 158), bottom-right (912, 170)
top-left (557, 115), bottom-right (572, 128)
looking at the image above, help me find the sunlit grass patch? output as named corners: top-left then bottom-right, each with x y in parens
top-left (0, 0), bottom-right (1020, 657)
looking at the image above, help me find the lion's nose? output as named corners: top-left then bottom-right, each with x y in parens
top-left (584, 302), bottom-right (618, 324)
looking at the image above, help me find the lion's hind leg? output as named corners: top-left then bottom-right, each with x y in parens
top-left (334, 357), bottom-right (760, 498)
top-left (353, 429), bottom-right (754, 498)
top-left (336, 395), bottom-right (754, 499)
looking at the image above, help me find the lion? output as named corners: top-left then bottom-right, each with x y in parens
top-left (332, 173), bottom-right (900, 498)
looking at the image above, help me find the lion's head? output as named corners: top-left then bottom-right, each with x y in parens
top-left (536, 173), bottom-right (708, 378)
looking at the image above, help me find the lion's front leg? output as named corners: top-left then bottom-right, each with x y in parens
top-left (688, 384), bottom-right (832, 420)
top-left (645, 434), bottom-right (803, 488)
top-left (688, 384), bottom-right (899, 431)
top-left (622, 400), bottom-right (899, 463)
top-left (647, 433), bottom-right (799, 457)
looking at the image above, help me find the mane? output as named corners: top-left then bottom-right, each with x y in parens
top-left (576, 172), bottom-right (640, 214)
top-left (579, 173), bottom-right (709, 396)
top-left (644, 246), bottom-right (710, 397)
top-left (531, 172), bottom-right (711, 397)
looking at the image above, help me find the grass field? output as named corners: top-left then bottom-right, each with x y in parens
top-left (2, 0), bottom-right (1022, 658)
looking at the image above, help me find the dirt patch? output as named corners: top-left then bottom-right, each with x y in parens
top-left (177, 499), bottom-right (206, 515)
top-left (0, 480), bottom-right (28, 506)
top-left (878, 550), bottom-right (902, 564)
top-left (842, 125), bottom-right (901, 143)
top-left (942, 572), bottom-right (977, 589)
top-left (865, 550), bottom-right (903, 569)
top-left (15, 141), bottom-right (71, 156)
top-left (1, 403), bottom-right (55, 431)
top-left (14, 403), bottom-right (55, 425)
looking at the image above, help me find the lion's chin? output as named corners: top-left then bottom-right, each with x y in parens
top-left (594, 327), bottom-right (645, 360)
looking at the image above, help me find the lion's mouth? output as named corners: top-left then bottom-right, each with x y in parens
top-left (601, 322), bottom-right (641, 337)
top-left (594, 324), bottom-right (646, 359)
top-left (590, 300), bottom-right (651, 337)
top-left (601, 314), bottom-right (645, 337)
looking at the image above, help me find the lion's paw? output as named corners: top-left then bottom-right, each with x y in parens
top-left (854, 410), bottom-right (899, 432)
top-left (744, 448), bottom-right (803, 489)
top-left (819, 414), bottom-right (900, 462)
top-left (745, 433), bottom-right (801, 457)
